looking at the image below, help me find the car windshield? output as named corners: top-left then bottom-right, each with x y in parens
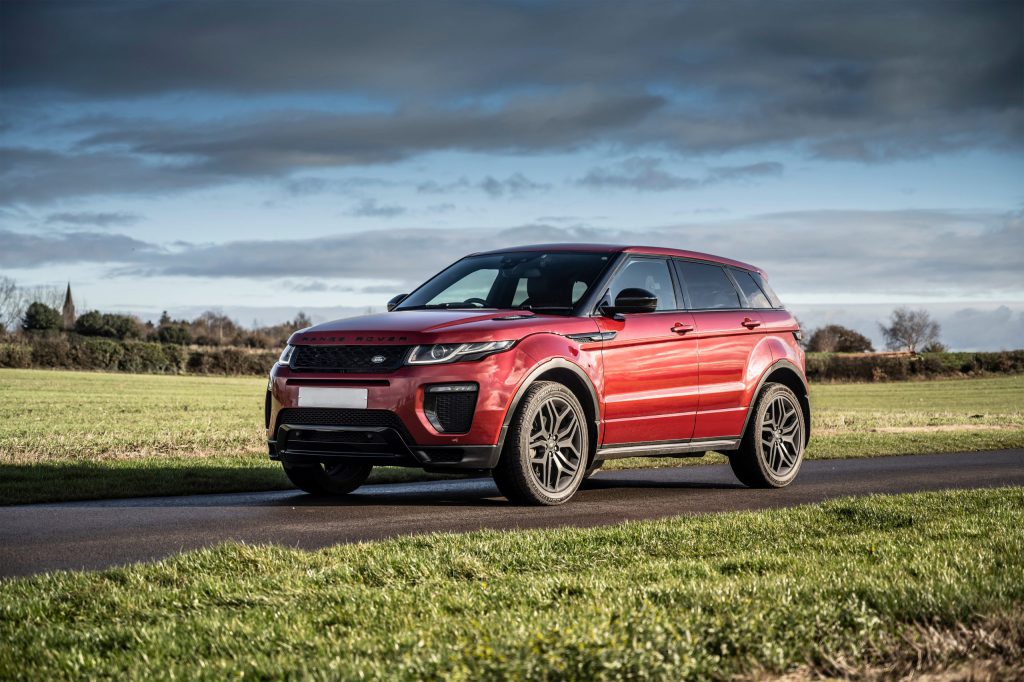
top-left (396, 251), bottom-right (614, 314)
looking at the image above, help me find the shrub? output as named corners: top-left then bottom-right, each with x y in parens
top-left (806, 325), bottom-right (874, 353)
top-left (0, 343), bottom-right (32, 368)
top-left (118, 341), bottom-right (178, 374)
top-left (75, 310), bottom-right (143, 340)
top-left (22, 302), bottom-right (63, 332)
top-left (70, 337), bottom-right (125, 370)
top-left (157, 324), bottom-right (192, 345)
top-left (29, 336), bottom-right (72, 368)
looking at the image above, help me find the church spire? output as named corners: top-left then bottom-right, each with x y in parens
top-left (62, 283), bottom-right (75, 330)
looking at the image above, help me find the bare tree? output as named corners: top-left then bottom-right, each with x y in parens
top-left (0, 276), bottom-right (20, 332)
top-left (880, 307), bottom-right (941, 353)
top-left (22, 284), bottom-right (65, 310)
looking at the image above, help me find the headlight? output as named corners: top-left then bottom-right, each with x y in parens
top-left (407, 340), bottom-right (514, 365)
top-left (278, 345), bottom-right (295, 365)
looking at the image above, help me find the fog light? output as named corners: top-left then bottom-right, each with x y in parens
top-left (426, 383), bottom-right (478, 393)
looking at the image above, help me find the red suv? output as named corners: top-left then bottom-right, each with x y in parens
top-left (266, 244), bottom-right (809, 505)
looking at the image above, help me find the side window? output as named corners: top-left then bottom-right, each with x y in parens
top-left (608, 258), bottom-right (677, 311)
top-left (675, 261), bottom-right (741, 309)
top-left (511, 278), bottom-right (529, 306)
top-left (750, 272), bottom-right (783, 308)
top-left (732, 269), bottom-right (772, 309)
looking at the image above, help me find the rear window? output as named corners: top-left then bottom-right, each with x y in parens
top-left (750, 271), bottom-right (783, 308)
top-left (731, 269), bottom-right (773, 309)
top-left (675, 261), bottom-right (741, 309)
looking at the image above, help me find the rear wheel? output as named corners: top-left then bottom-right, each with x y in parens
top-left (283, 461), bottom-right (373, 496)
top-left (729, 383), bottom-right (805, 488)
top-left (493, 381), bottom-right (589, 505)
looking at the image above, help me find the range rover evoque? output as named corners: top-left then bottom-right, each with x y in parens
top-left (266, 244), bottom-right (810, 505)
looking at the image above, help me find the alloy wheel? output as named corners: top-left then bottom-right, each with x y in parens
top-left (759, 393), bottom-right (802, 476)
top-left (527, 396), bottom-right (584, 493)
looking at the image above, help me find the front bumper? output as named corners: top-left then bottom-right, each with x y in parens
top-left (268, 423), bottom-right (500, 470)
top-left (266, 350), bottom-right (533, 470)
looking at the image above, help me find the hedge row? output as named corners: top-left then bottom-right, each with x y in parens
top-left (805, 350), bottom-right (1024, 382)
top-left (0, 337), bottom-right (277, 375)
top-left (1, 336), bottom-right (1022, 381)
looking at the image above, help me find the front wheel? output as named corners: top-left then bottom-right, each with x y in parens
top-left (283, 461), bottom-right (373, 496)
top-left (729, 383), bottom-right (806, 488)
top-left (492, 381), bottom-right (589, 505)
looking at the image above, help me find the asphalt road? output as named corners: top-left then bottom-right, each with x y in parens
top-left (2, 449), bottom-right (1022, 578)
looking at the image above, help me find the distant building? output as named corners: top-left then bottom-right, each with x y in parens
top-left (62, 283), bottom-right (75, 330)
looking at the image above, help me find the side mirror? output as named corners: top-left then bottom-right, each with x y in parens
top-left (386, 294), bottom-right (408, 312)
top-left (602, 288), bottom-right (658, 316)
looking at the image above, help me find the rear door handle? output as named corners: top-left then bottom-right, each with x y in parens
top-left (741, 318), bottom-right (762, 329)
top-left (670, 323), bottom-right (694, 334)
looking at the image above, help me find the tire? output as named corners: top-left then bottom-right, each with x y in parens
top-left (729, 383), bottom-right (806, 488)
top-left (492, 381), bottom-right (589, 505)
top-left (282, 461), bottom-right (373, 496)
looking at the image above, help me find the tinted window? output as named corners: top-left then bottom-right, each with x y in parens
top-left (750, 272), bottom-right (783, 308)
top-left (397, 251), bottom-right (612, 314)
top-left (608, 258), bottom-right (677, 310)
top-left (676, 261), bottom-right (741, 309)
top-left (732, 269), bottom-right (772, 308)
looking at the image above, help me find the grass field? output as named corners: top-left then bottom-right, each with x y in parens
top-left (1, 368), bottom-right (1021, 504)
top-left (1, 488), bottom-right (1021, 679)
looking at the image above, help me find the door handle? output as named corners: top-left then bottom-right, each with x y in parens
top-left (670, 323), bottom-right (694, 334)
top-left (741, 318), bottom-right (762, 329)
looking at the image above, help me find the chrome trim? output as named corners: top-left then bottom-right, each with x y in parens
top-left (595, 438), bottom-right (740, 460)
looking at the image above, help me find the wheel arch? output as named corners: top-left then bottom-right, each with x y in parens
top-left (495, 358), bottom-right (601, 466)
top-left (740, 359), bottom-right (811, 446)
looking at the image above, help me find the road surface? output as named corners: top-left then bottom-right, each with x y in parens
top-left (1, 449), bottom-right (1022, 577)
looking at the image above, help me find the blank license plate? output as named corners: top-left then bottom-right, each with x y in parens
top-left (296, 387), bottom-right (368, 409)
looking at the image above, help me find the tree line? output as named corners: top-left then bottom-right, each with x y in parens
top-left (2, 277), bottom-right (311, 350)
top-left (4, 276), bottom-right (945, 353)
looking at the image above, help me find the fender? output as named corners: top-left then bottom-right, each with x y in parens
top-left (738, 358), bottom-right (811, 445)
top-left (492, 357), bottom-right (601, 455)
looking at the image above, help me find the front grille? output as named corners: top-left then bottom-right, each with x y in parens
top-left (425, 391), bottom-right (477, 433)
top-left (275, 407), bottom-right (411, 441)
top-left (290, 345), bottom-right (411, 373)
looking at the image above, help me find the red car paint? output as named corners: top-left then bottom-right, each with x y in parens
top-left (266, 244), bottom-right (808, 475)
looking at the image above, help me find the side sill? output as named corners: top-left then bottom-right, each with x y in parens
top-left (596, 437), bottom-right (740, 460)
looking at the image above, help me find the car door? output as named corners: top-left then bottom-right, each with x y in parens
top-left (673, 259), bottom-right (765, 440)
top-left (596, 256), bottom-right (699, 446)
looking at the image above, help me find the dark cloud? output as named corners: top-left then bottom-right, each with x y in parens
top-left (0, 146), bottom-right (220, 204)
top-left (44, 211), bottom-right (141, 228)
top-left (70, 90), bottom-right (664, 176)
top-left (578, 158), bottom-right (700, 191)
top-left (0, 229), bottom-right (155, 267)
top-left (706, 162), bottom-right (784, 183)
top-left (0, 2), bottom-right (1017, 206)
top-left (479, 174), bottom-right (549, 198)
top-left (345, 199), bottom-right (405, 218)
top-left (418, 174), bottom-right (548, 198)
top-left (577, 158), bottom-right (783, 192)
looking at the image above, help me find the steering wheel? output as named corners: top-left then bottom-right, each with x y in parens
top-left (463, 298), bottom-right (488, 308)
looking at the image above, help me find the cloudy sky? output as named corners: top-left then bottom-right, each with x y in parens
top-left (1, 0), bottom-right (1022, 349)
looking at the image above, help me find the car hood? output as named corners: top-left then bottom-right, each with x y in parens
top-left (287, 309), bottom-right (592, 345)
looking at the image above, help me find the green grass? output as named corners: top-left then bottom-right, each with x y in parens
top-left (1, 488), bottom-right (1022, 680)
top-left (1, 369), bottom-right (1021, 504)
